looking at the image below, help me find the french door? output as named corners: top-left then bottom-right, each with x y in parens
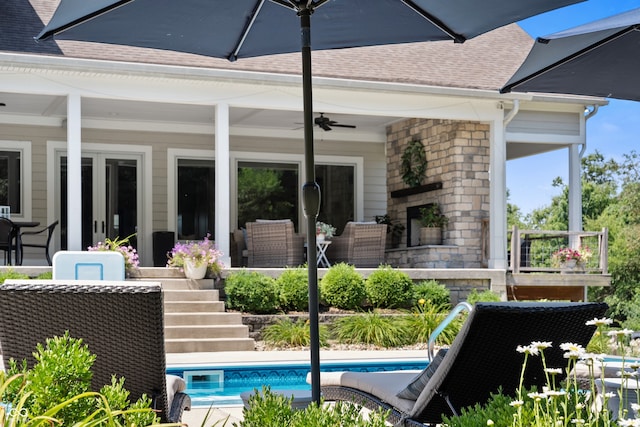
top-left (59, 153), bottom-right (140, 251)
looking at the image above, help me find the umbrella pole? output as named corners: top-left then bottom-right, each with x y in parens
top-left (299, 8), bottom-right (322, 405)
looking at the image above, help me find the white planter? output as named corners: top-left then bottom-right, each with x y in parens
top-left (184, 260), bottom-right (207, 279)
top-left (316, 233), bottom-right (326, 243)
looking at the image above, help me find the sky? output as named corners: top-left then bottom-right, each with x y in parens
top-left (508, 0), bottom-right (640, 215)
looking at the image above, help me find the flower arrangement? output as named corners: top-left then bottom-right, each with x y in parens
top-left (167, 233), bottom-right (223, 275)
top-left (88, 234), bottom-right (139, 275)
top-left (552, 246), bottom-right (593, 267)
top-left (444, 318), bottom-right (639, 427)
top-left (316, 221), bottom-right (336, 238)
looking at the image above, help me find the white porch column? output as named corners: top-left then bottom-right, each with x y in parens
top-left (215, 103), bottom-right (231, 267)
top-left (490, 112), bottom-right (508, 270)
top-left (67, 93), bottom-right (82, 250)
top-left (568, 117), bottom-right (585, 241)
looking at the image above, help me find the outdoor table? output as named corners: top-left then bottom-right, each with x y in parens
top-left (12, 221), bottom-right (40, 265)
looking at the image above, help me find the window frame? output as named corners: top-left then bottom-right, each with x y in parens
top-left (0, 140), bottom-right (32, 220)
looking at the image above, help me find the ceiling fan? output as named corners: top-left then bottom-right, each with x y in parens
top-left (313, 113), bottom-right (356, 131)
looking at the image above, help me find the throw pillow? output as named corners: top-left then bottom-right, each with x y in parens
top-left (396, 348), bottom-right (448, 400)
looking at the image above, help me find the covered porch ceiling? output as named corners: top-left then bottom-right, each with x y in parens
top-left (0, 90), bottom-right (579, 159)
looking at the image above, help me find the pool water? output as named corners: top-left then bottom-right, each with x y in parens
top-left (168, 358), bottom-right (427, 406)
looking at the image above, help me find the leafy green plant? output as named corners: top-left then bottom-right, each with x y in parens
top-left (2, 332), bottom-right (159, 426)
top-left (319, 263), bottom-right (366, 310)
top-left (401, 300), bottom-right (461, 345)
top-left (418, 204), bottom-right (448, 228)
top-left (225, 270), bottom-right (279, 314)
top-left (466, 288), bottom-right (501, 304)
top-left (239, 386), bottom-right (389, 427)
top-left (0, 269), bottom-right (29, 284)
top-left (412, 279), bottom-right (451, 308)
top-left (364, 265), bottom-right (414, 309)
top-left (36, 271), bottom-right (53, 280)
top-left (275, 266), bottom-right (309, 312)
top-left (442, 388), bottom-right (532, 427)
top-left (262, 317), bottom-right (329, 348)
top-left (333, 312), bottom-right (409, 348)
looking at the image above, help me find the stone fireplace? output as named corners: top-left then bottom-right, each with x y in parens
top-left (384, 118), bottom-right (491, 268)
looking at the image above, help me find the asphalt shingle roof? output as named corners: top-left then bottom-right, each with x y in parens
top-left (2, 0), bottom-right (534, 91)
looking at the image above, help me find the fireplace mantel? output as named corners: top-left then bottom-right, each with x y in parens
top-left (390, 182), bottom-right (442, 198)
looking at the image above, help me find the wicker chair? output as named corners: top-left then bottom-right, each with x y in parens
top-left (325, 222), bottom-right (387, 267)
top-left (245, 220), bottom-right (304, 267)
top-left (320, 301), bottom-right (608, 426)
top-left (0, 280), bottom-right (191, 423)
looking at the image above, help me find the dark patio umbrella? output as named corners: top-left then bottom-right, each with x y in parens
top-left (502, 7), bottom-right (640, 101)
top-left (37, 0), bottom-right (586, 403)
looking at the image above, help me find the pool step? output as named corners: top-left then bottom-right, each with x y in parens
top-left (159, 278), bottom-right (255, 353)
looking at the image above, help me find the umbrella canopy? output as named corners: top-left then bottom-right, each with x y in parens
top-left (37, 0), bottom-right (586, 404)
top-left (502, 7), bottom-right (640, 101)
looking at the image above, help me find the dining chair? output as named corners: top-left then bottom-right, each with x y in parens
top-left (0, 217), bottom-right (18, 265)
top-left (19, 220), bottom-right (59, 266)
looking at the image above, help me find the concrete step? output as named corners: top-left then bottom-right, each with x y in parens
top-left (165, 338), bottom-right (255, 353)
top-left (163, 289), bottom-right (219, 301)
top-left (164, 312), bottom-right (243, 326)
top-left (165, 324), bottom-right (249, 339)
top-left (164, 301), bottom-right (226, 312)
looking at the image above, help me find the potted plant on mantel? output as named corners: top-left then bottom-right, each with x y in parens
top-left (418, 204), bottom-right (448, 245)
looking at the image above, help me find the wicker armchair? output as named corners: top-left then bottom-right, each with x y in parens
top-left (246, 220), bottom-right (304, 267)
top-left (0, 280), bottom-right (191, 423)
top-left (326, 222), bottom-right (387, 267)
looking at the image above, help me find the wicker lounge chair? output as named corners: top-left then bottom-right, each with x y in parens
top-left (320, 301), bottom-right (608, 426)
top-left (245, 220), bottom-right (304, 267)
top-left (0, 280), bottom-right (190, 423)
top-left (325, 221), bottom-right (387, 267)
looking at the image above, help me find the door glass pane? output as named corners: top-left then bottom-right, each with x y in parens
top-left (0, 150), bottom-right (21, 214)
top-left (237, 161), bottom-right (298, 230)
top-left (316, 164), bottom-right (355, 235)
top-left (177, 159), bottom-right (214, 240)
top-left (60, 157), bottom-right (94, 250)
top-left (106, 159), bottom-right (137, 247)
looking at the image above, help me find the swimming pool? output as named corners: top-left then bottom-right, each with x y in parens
top-left (168, 358), bottom-right (427, 406)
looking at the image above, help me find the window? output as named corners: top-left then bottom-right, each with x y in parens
top-left (316, 164), bottom-right (355, 235)
top-left (177, 159), bottom-right (215, 240)
top-left (0, 150), bottom-right (22, 215)
top-left (237, 161), bottom-right (299, 230)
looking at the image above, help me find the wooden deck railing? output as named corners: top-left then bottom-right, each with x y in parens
top-left (509, 226), bottom-right (608, 274)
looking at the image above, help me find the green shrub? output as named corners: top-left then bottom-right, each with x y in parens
top-left (441, 388), bottom-right (530, 427)
top-left (466, 288), bottom-right (501, 305)
top-left (333, 312), bottom-right (409, 348)
top-left (262, 317), bottom-right (329, 348)
top-left (401, 301), bottom-right (461, 345)
top-left (275, 266), bottom-right (309, 312)
top-left (319, 263), bottom-right (366, 310)
top-left (240, 386), bottom-right (389, 427)
top-left (225, 270), bottom-right (279, 314)
top-left (36, 271), bottom-right (53, 280)
top-left (0, 269), bottom-right (29, 284)
top-left (3, 332), bottom-right (159, 426)
top-left (364, 265), bottom-right (414, 309)
top-left (412, 279), bottom-right (451, 308)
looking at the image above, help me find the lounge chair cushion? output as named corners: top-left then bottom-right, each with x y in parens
top-left (316, 370), bottom-right (419, 413)
top-left (396, 349), bottom-right (448, 400)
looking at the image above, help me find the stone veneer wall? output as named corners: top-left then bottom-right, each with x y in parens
top-left (386, 118), bottom-right (490, 268)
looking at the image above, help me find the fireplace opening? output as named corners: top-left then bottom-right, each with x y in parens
top-left (406, 203), bottom-right (435, 247)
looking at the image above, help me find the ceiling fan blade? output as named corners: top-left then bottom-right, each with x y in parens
top-left (331, 123), bottom-right (356, 128)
